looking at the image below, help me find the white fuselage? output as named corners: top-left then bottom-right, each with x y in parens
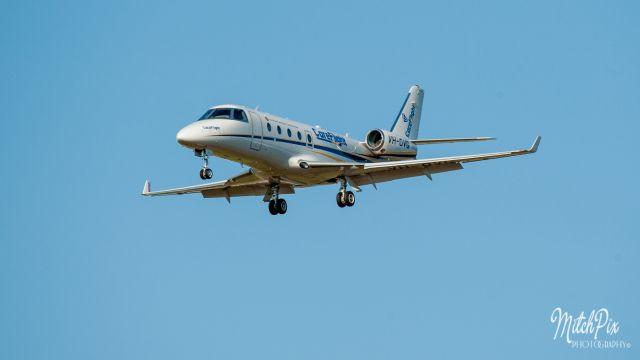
top-left (176, 105), bottom-right (417, 186)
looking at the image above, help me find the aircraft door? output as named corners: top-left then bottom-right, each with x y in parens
top-left (249, 112), bottom-right (263, 151)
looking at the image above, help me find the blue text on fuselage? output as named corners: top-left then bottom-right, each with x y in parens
top-left (312, 128), bottom-right (347, 147)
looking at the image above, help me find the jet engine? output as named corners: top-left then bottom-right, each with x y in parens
top-left (365, 128), bottom-right (416, 156)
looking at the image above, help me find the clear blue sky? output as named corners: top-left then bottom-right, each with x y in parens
top-left (1, 0), bottom-right (638, 359)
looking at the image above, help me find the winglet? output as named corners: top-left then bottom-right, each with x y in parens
top-left (142, 180), bottom-right (150, 195)
top-left (529, 136), bottom-right (542, 153)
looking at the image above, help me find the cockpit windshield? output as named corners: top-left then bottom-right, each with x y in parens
top-left (198, 108), bottom-right (248, 121)
top-left (199, 108), bottom-right (231, 120)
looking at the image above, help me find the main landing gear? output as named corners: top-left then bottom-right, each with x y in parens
top-left (267, 184), bottom-right (287, 215)
top-left (197, 150), bottom-right (213, 180)
top-left (336, 178), bottom-right (356, 208)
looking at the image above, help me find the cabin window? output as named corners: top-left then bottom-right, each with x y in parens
top-left (277, 125), bottom-right (282, 135)
top-left (297, 131), bottom-right (302, 140)
top-left (307, 134), bottom-right (312, 143)
top-left (287, 128), bottom-right (292, 137)
top-left (267, 123), bottom-right (272, 132)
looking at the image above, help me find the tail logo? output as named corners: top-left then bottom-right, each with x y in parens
top-left (401, 104), bottom-right (416, 137)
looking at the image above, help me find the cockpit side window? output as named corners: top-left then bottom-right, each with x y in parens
top-left (233, 109), bottom-right (247, 121)
top-left (199, 109), bottom-right (215, 120)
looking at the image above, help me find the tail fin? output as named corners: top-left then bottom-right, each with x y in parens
top-left (390, 85), bottom-right (424, 140)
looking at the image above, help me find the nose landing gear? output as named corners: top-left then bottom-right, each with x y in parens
top-left (196, 150), bottom-right (213, 180)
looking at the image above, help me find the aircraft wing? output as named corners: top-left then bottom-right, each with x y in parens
top-left (305, 136), bottom-right (541, 187)
top-left (141, 169), bottom-right (294, 202)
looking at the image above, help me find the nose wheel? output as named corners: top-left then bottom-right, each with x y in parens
top-left (197, 150), bottom-right (213, 180)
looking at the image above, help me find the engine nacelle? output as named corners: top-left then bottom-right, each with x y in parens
top-left (365, 128), bottom-right (417, 156)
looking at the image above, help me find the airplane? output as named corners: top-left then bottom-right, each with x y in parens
top-left (142, 85), bottom-right (541, 215)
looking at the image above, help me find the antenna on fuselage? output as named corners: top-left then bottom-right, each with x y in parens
top-left (255, 105), bottom-right (260, 111)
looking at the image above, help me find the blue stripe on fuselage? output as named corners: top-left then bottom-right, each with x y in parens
top-left (212, 134), bottom-right (374, 163)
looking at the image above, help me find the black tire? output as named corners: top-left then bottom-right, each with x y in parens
top-left (345, 191), bottom-right (355, 207)
top-left (336, 192), bottom-right (346, 208)
top-left (199, 169), bottom-right (206, 180)
top-left (276, 198), bottom-right (287, 214)
top-left (268, 200), bottom-right (278, 215)
top-left (204, 168), bottom-right (213, 179)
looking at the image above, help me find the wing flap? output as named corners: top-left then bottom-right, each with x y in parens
top-left (141, 169), bottom-right (269, 197)
top-left (202, 184), bottom-right (295, 199)
top-left (411, 137), bottom-right (495, 145)
top-left (347, 162), bottom-right (464, 187)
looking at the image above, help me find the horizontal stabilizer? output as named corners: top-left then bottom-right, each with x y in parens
top-left (411, 137), bottom-right (495, 145)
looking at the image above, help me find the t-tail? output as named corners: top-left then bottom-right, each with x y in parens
top-left (392, 85), bottom-right (496, 146)
top-left (390, 85), bottom-right (424, 140)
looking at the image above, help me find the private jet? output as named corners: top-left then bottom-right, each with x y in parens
top-left (142, 85), bottom-right (541, 215)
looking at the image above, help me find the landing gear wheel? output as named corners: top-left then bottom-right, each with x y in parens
top-left (197, 150), bottom-right (212, 180)
top-left (268, 200), bottom-right (278, 215)
top-left (200, 168), bottom-right (212, 180)
top-left (345, 191), bottom-right (355, 207)
top-left (276, 199), bottom-right (287, 214)
top-left (336, 192), bottom-right (346, 208)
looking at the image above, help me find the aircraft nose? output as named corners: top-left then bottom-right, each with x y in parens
top-left (176, 124), bottom-right (201, 147)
